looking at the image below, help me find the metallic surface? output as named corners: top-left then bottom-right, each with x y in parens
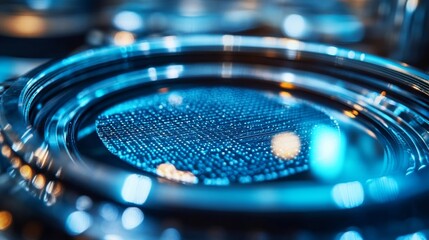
top-left (0, 35), bottom-right (428, 239)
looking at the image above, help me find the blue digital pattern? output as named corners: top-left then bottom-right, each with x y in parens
top-left (96, 86), bottom-right (337, 185)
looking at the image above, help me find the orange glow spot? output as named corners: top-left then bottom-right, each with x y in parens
top-left (158, 87), bottom-right (169, 93)
top-left (280, 82), bottom-right (295, 89)
top-left (353, 104), bottom-right (364, 111)
top-left (46, 181), bottom-right (63, 197)
top-left (1, 145), bottom-right (12, 158)
top-left (113, 31), bottom-right (135, 46)
top-left (0, 211), bottom-right (12, 231)
top-left (32, 174), bottom-right (46, 190)
top-left (10, 157), bottom-right (21, 168)
top-left (352, 110), bottom-right (359, 116)
top-left (156, 163), bottom-right (198, 184)
top-left (271, 132), bottom-right (301, 160)
top-left (380, 91), bottom-right (387, 96)
top-left (343, 110), bottom-right (356, 119)
top-left (0, 134), bottom-right (4, 144)
top-left (279, 91), bottom-right (292, 98)
top-left (19, 165), bottom-right (33, 180)
top-left (4, 15), bottom-right (46, 37)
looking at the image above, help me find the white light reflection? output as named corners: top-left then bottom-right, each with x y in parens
top-left (168, 94), bottom-right (183, 106)
top-left (113, 11), bottom-right (143, 32)
top-left (281, 72), bottom-right (295, 83)
top-left (121, 174), bottom-right (151, 205)
top-left (65, 211), bottom-right (92, 235)
top-left (327, 46), bottom-right (339, 56)
top-left (104, 234), bottom-right (124, 240)
top-left (283, 14), bottom-right (307, 38)
top-left (166, 65), bottom-right (184, 79)
top-left (222, 35), bottom-right (235, 51)
top-left (367, 176), bottom-right (399, 202)
top-left (310, 125), bottom-right (345, 181)
top-left (332, 181), bottom-right (364, 209)
top-left (164, 36), bottom-right (178, 52)
top-left (338, 230), bottom-right (363, 240)
top-left (148, 67), bottom-right (157, 81)
top-left (121, 207), bottom-right (144, 230)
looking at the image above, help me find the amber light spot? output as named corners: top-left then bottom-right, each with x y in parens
top-left (343, 110), bottom-right (357, 119)
top-left (4, 15), bottom-right (46, 37)
top-left (32, 174), bottom-right (46, 190)
top-left (0, 211), bottom-right (12, 230)
top-left (280, 82), bottom-right (295, 89)
top-left (279, 91), bottom-right (292, 98)
top-left (156, 163), bottom-right (198, 184)
top-left (19, 165), bottom-right (33, 180)
top-left (271, 132), bottom-right (301, 160)
top-left (113, 31), bottom-right (135, 46)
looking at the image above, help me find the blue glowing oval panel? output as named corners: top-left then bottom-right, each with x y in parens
top-left (95, 86), bottom-right (340, 185)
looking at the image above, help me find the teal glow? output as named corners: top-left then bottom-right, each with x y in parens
top-left (367, 176), bottom-right (399, 202)
top-left (332, 181), bottom-right (364, 209)
top-left (338, 230), bottom-right (363, 240)
top-left (310, 124), bottom-right (345, 181)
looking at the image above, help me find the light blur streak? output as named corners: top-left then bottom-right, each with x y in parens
top-left (367, 176), bottom-right (399, 202)
top-left (121, 174), bottom-right (152, 204)
top-left (332, 181), bottom-right (364, 209)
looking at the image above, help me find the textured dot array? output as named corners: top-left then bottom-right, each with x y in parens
top-left (95, 86), bottom-right (337, 185)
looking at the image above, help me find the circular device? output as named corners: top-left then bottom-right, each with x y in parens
top-left (0, 35), bottom-right (428, 239)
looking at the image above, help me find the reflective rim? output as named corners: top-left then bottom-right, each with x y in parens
top-left (0, 35), bottom-right (428, 213)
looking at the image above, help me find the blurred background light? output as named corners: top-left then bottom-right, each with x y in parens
top-left (332, 181), bottom-right (364, 209)
top-left (0, 211), bottom-right (12, 231)
top-left (310, 125), bottom-right (346, 181)
top-left (121, 207), bottom-right (144, 230)
top-left (338, 230), bottom-right (363, 240)
top-left (65, 211), bottom-right (92, 235)
top-left (113, 11), bottom-right (144, 32)
top-left (367, 176), bottom-right (399, 202)
top-left (397, 232), bottom-right (428, 240)
top-left (283, 14), bottom-right (308, 38)
top-left (160, 228), bottom-right (181, 240)
top-left (121, 174), bottom-right (152, 205)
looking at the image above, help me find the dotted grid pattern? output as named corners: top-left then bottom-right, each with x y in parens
top-left (96, 87), bottom-right (336, 185)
